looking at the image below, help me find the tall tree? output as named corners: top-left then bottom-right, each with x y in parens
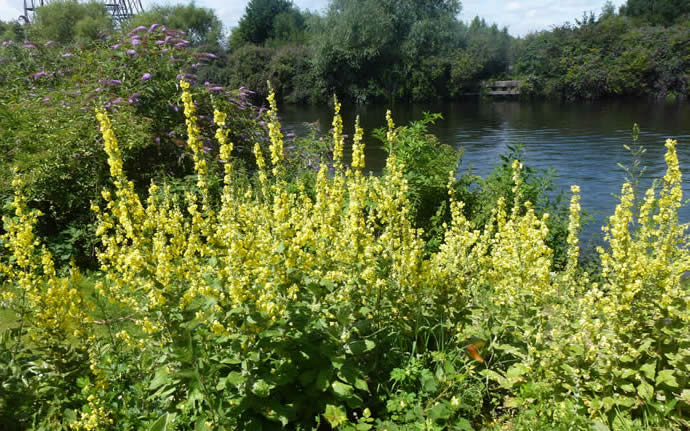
top-left (620, 0), bottom-right (690, 25)
top-left (232, 0), bottom-right (294, 46)
top-left (29, 0), bottom-right (112, 44)
top-left (127, 3), bottom-right (223, 46)
top-left (312, 0), bottom-right (463, 102)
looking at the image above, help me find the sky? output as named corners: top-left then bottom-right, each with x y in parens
top-left (1, 0), bottom-right (627, 37)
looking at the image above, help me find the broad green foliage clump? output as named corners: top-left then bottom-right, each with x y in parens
top-left (514, 13), bottom-right (690, 100)
top-left (0, 27), bottom-right (267, 266)
top-left (1, 84), bottom-right (689, 430)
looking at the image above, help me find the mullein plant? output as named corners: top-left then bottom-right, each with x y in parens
top-left (0, 79), bottom-right (688, 428)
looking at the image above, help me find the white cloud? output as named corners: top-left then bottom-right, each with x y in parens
top-left (460, 0), bottom-right (627, 36)
top-left (506, 2), bottom-right (521, 11)
top-left (0, 0), bottom-right (23, 22)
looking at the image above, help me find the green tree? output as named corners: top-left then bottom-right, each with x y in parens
top-left (0, 20), bottom-right (26, 42)
top-left (127, 3), bottom-right (223, 46)
top-left (312, 0), bottom-right (463, 102)
top-left (620, 0), bottom-right (690, 25)
top-left (29, 0), bottom-right (113, 44)
top-left (232, 0), bottom-right (293, 46)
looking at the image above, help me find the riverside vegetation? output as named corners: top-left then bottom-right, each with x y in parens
top-left (1, 9), bottom-right (689, 431)
top-left (2, 0), bottom-right (689, 103)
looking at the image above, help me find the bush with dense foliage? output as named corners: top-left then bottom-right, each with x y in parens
top-left (28, 0), bottom-right (114, 45)
top-left (514, 12), bottom-right (689, 100)
top-left (0, 81), bottom-right (688, 430)
top-left (0, 27), bottom-right (268, 266)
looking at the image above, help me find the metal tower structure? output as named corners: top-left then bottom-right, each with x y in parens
top-left (20, 0), bottom-right (144, 25)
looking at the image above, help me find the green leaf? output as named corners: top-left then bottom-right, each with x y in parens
top-left (591, 421), bottom-right (610, 431)
top-left (420, 374), bottom-right (437, 394)
top-left (602, 397), bottom-right (615, 411)
top-left (149, 368), bottom-right (170, 391)
top-left (323, 404), bottom-right (348, 428)
top-left (655, 369), bottom-right (678, 388)
top-left (619, 368), bottom-right (636, 379)
top-left (640, 362), bottom-right (656, 380)
top-left (251, 379), bottom-right (272, 398)
top-left (620, 383), bottom-right (635, 393)
top-left (332, 381), bottom-right (354, 399)
top-left (316, 368), bottom-right (333, 391)
top-left (63, 409), bottom-right (77, 424)
top-left (149, 413), bottom-right (175, 431)
top-left (454, 417), bottom-right (475, 431)
top-left (226, 371), bottom-right (244, 386)
top-left (506, 363), bottom-right (528, 379)
top-left (263, 400), bottom-right (296, 426)
top-left (637, 381), bottom-right (654, 401)
top-left (348, 339), bottom-right (376, 355)
top-left (428, 403), bottom-right (451, 421)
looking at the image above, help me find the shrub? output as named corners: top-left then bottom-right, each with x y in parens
top-left (0, 83), bottom-right (688, 430)
top-left (0, 27), bottom-right (268, 266)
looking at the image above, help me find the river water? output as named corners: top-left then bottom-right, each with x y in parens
top-left (279, 99), bottom-right (690, 243)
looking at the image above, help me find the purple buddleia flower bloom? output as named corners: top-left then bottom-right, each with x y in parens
top-left (61, 53), bottom-right (72, 58)
top-left (200, 52), bottom-right (217, 59)
top-left (0, 58), bottom-right (6, 63)
top-left (112, 44), bottom-right (121, 49)
top-left (128, 93), bottom-right (140, 104)
top-left (44, 41), bottom-right (56, 46)
top-left (161, 49), bottom-right (169, 54)
top-left (23, 43), bottom-right (36, 49)
top-left (128, 25), bottom-right (147, 35)
top-left (32, 71), bottom-right (48, 79)
top-left (112, 97), bottom-right (124, 105)
top-left (141, 73), bottom-right (152, 81)
top-left (30, 53), bottom-right (38, 57)
top-left (126, 49), bottom-right (136, 56)
top-left (29, 93), bottom-right (37, 97)
top-left (155, 40), bottom-right (165, 45)
top-left (148, 23), bottom-right (161, 32)
top-left (105, 79), bottom-right (122, 85)
top-left (131, 38), bottom-right (141, 46)
top-left (208, 87), bottom-right (223, 92)
top-left (174, 41), bottom-right (189, 48)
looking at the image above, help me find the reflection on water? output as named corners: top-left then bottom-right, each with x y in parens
top-left (280, 99), bottom-right (690, 243)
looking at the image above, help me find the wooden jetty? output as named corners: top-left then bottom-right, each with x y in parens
top-left (484, 80), bottom-right (522, 96)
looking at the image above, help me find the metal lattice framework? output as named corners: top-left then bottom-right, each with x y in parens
top-left (20, 0), bottom-right (144, 24)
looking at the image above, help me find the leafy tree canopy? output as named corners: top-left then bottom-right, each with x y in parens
top-left (232, 0), bottom-right (296, 46)
top-left (127, 3), bottom-right (223, 46)
top-left (0, 20), bottom-right (25, 42)
top-left (620, 0), bottom-right (690, 25)
top-left (29, 0), bottom-right (113, 44)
